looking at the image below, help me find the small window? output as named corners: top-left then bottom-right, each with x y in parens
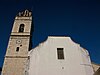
top-left (16, 47), bottom-right (19, 52)
top-left (19, 24), bottom-right (25, 32)
top-left (57, 48), bottom-right (64, 59)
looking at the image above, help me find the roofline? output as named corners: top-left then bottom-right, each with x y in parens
top-left (92, 62), bottom-right (100, 66)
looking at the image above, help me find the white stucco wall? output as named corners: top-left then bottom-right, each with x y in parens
top-left (28, 36), bottom-right (94, 75)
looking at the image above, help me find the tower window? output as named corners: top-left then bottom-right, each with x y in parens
top-left (19, 24), bottom-right (25, 32)
top-left (57, 48), bottom-right (64, 59)
top-left (16, 47), bottom-right (19, 52)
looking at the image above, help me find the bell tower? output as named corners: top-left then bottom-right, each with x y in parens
top-left (2, 10), bottom-right (32, 75)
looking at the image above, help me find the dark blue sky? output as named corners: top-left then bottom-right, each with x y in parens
top-left (0, 0), bottom-right (100, 67)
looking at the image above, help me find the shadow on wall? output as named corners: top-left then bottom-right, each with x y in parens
top-left (0, 67), bottom-right (2, 75)
top-left (94, 68), bottom-right (100, 75)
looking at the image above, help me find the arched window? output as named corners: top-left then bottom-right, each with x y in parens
top-left (19, 24), bottom-right (25, 32)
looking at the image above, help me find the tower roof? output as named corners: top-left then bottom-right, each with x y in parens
top-left (17, 9), bottom-right (32, 17)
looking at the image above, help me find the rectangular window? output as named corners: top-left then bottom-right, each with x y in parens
top-left (57, 48), bottom-right (64, 59)
top-left (16, 47), bottom-right (19, 52)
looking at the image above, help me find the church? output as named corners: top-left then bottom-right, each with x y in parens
top-left (1, 10), bottom-right (99, 75)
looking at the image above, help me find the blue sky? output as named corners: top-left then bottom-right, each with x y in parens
top-left (0, 0), bottom-right (100, 67)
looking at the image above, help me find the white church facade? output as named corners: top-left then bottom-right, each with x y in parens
top-left (1, 10), bottom-right (95, 75)
top-left (28, 36), bottom-right (94, 75)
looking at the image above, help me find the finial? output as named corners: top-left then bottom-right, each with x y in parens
top-left (17, 9), bottom-right (32, 17)
top-left (18, 12), bottom-right (21, 16)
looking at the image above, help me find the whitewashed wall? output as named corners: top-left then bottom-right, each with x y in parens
top-left (28, 36), bottom-right (94, 75)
